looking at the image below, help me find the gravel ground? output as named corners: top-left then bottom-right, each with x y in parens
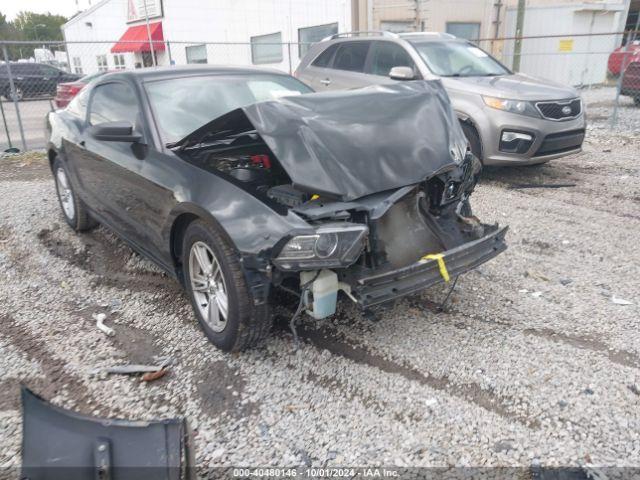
top-left (0, 102), bottom-right (639, 474)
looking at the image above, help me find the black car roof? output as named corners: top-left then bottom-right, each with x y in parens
top-left (102, 65), bottom-right (291, 83)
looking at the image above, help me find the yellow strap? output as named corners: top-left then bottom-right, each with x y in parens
top-left (420, 253), bottom-right (450, 282)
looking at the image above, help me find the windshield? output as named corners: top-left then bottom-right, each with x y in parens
top-left (410, 41), bottom-right (510, 77)
top-left (144, 74), bottom-right (313, 143)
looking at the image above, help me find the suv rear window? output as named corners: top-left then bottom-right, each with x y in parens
top-left (312, 44), bottom-right (338, 68)
top-left (333, 42), bottom-right (370, 73)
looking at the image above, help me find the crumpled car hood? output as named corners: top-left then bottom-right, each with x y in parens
top-left (174, 80), bottom-right (468, 201)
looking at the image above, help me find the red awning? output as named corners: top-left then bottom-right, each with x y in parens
top-left (111, 22), bottom-right (165, 53)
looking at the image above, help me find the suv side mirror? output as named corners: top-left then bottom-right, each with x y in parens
top-left (389, 66), bottom-right (416, 81)
top-left (88, 121), bottom-right (142, 143)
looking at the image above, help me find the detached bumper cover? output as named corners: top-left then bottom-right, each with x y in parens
top-left (21, 387), bottom-right (192, 480)
top-left (351, 225), bottom-right (508, 307)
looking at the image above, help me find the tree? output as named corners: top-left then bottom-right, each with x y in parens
top-left (13, 11), bottom-right (67, 42)
top-left (0, 10), bottom-right (67, 60)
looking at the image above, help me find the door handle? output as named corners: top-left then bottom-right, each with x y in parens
top-left (320, 78), bottom-right (331, 86)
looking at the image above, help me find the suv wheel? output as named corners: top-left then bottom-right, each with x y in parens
top-left (183, 220), bottom-right (271, 351)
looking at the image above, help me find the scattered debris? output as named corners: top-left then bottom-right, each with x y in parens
top-left (93, 312), bottom-right (115, 337)
top-left (91, 357), bottom-right (173, 376)
top-left (611, 296), bottom-right (633, 306)
top-left (525, 270), bottom-right (550, 282)
top-left (142, 368), bottom-right (168, 382)
top-left (628, 385), bottom-right (640, 396)
top-left (560, 279), bottom-right (573, 286)
top-left (583, 388), bottom-right (595, 395)
top-left (508, 183), bottom-right (577, 189)
top-left (531, 291), bottom-right (543, 298)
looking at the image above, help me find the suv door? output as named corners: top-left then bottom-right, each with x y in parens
top-left (298, 43), bottom-right (339, 90)
top-left (318, 41), bottom-right (373, 90)
top-left (79, 81), bottom-right (149, 244)
top-left (366, 41), bottom-right (419, 85)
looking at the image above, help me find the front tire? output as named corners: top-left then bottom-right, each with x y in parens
top-left (182, 220), bottom-right (271, 351)
top-left (53, 158), bottom-right (97, 231)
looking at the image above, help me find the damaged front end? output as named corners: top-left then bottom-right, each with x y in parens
top-left (273, 153), bottom-right (507, 313)
top-left (171, 81), bottom-right (508, 318)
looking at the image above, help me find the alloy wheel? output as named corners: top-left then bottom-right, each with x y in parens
top-left (189, 241), bottom-right (229, 332)
top-left (55, 167), bottom-right (75, 220)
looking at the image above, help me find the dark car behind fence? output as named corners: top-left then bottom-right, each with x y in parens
top-left (1, 34), bottom-right (640, 152)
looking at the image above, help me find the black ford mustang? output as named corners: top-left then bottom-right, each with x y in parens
top-left (45, 66), bottom-right (507, 351)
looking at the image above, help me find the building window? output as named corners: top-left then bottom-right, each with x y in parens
top-left (446, 22), bottom-right (481, 41)
top-left (298, 23), bottom-right (338, 58)
top-left (72, 57), bottom-right (83, 75)
top-left (186, 44), bottom-right (207, 64)
top-left (113, 54), bottom-right (126, 70)
top-left (380, 21), bottom-right (414, 33)
top-left (251, 32), bottom-right (282, 65)
top-left (96, 55), bottom-right (108, 72)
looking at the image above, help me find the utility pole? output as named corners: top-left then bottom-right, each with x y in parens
top-left (491, 0), bottom-right (503, 55)
top-left (142, 0), bottom-right (157, 66)
top-left (512, 0), bottom-right (525, 72)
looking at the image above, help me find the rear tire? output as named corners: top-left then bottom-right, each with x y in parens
top-left (460, 122), bottom-right (482, 162)
top-left (182, 220), bottom-right (271, 351)
top-left (53, 158), bottom-right (98, 231)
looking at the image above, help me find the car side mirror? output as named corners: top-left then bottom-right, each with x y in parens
top-left (389, 66), bottom-right (416, 81)
top-left (88, 121), bottom-right (142, 143)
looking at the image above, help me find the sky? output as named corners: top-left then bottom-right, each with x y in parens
top-left (2, 0), bottom-right (94, 20)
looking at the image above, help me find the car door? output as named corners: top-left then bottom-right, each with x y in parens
top-left (316, 41), bottom-right (373, 91)
top-left (365, 41), bottom-right (420, 85)
top-left (79, 81), bottom-right (152, 248)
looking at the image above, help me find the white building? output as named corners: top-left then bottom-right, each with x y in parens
top-left (502, 2), bottom-right (629, 86)
top-left (62, 0), bottom-right (353, 75)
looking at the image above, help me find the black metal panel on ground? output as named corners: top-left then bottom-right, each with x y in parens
top-left (21, 387), bottom-right (190, 480)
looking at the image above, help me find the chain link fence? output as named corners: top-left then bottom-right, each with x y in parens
top-left (1, 33), bottom-right (639, 152)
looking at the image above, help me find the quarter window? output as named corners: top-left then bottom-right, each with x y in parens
top-left (333, 42), bottom-right (370, 73)
top-left (89, 82), bottom-right (140, 127)
top-left (186, 44), bottom-right (207, 64)
top-left (96, 55), bottom-right (108, 72)
top-left (311, 44), bottom-right (338, 68)
top-left (251, 32), bottom-right (283, 65)
top-left (298, 23), bottom-right (338, 58)
top-left (369, 42), bottom-right (415, 76)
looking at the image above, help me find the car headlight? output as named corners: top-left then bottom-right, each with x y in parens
top-left (482, 95), bottom-right (540, 118)
top-left (274, 223), bottom-right (368, 270)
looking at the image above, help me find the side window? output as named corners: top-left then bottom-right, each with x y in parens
top-left (311, 44), bottom-right (338, 68)
top-left (370, 42), bottom-right (416, 76)
top-left (39, 65), bottom-right (59, 77)
top-left (89, 82), bottom-right (140, 127)
top-left (333, 42), bottom-right (370, 73)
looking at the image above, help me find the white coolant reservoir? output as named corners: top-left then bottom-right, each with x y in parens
top-left (300, 269), bottom-right (339, 319)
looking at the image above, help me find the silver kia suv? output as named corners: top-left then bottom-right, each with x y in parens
top-left (295, 31), bottom-right (586, 166)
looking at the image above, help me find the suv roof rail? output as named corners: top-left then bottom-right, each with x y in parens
top-left (322, 30), bottom-right (399, 41)
top-left (397, 31), bottom-right (456, 39)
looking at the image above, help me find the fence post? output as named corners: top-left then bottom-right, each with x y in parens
top-left (2, 45), bottom-right (27, 151)
top-left (0, 99), bottom-right (13, 150)
top-left (287, 43), bottom-right (293, 75)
